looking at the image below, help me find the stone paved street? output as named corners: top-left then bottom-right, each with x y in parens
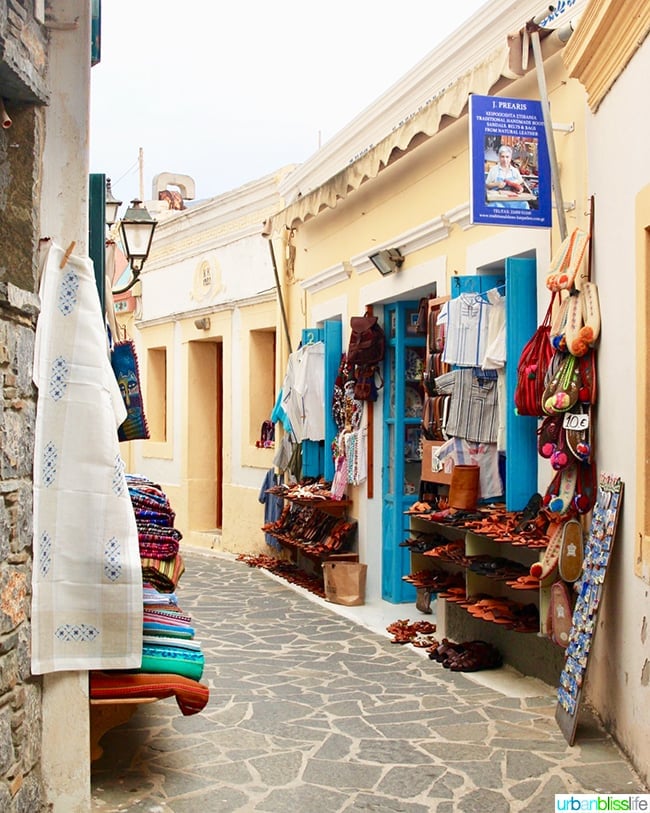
top-left (91, 550), bottom-right (646, 812)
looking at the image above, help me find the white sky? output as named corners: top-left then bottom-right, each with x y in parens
top-left (89, 0), bottom-right (488, 205)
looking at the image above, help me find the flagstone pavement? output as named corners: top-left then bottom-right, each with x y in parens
top-left (91, 549), bottom-right (647, 813)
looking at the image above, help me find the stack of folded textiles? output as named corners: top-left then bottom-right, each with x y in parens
top-left (127, 476), bottom-right (206, 682)
top-left (126, 474), bottom-right (185, 592)
top-left (141, 585), bottom-right (205, 681)
top-left (122, 477), bottom-right (208, 697)
top-left (90, 479), bottom-right (209, 719)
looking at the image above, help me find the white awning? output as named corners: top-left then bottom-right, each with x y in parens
top-left (269, 44), bottom-right (514, 234)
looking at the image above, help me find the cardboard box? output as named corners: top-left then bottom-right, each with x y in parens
top-left (421, 440), bottom-right (452, 484)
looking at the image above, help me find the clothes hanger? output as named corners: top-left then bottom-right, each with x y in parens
top-left (473, 283), bottom-right (506, 304)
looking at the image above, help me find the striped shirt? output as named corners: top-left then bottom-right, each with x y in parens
top-left (434, 368), bottom-right (499, 444)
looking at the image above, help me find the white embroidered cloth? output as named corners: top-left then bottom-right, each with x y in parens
top-left (31, 242), bottom-right (143, 674)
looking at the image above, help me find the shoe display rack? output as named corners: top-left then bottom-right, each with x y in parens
top-left (262, 484), bottom-right (358, 567)
top-left (405, 508), bottom-right (564, 677)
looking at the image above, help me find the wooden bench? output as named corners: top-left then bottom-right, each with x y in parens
top-left (90, 697), bottom-right (159, 761)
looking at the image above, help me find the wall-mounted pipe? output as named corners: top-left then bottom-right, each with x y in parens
top-left (0, 98), bottom-right (12, 129)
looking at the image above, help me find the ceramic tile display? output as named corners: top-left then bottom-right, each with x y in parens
top-left (555, 473), bottom-right (624, 745)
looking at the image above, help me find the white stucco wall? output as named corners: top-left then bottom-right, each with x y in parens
top-left (39, 2), bottom-right (93, 809)
top-left (139, 233), bottom-right (276, 323)
top-left (580, 38), bottom-right (650, 778)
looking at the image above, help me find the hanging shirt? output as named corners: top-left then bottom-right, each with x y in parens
top-left (440, 294), bottom-right (491, 367)
top-left (435, 437), bottom-right (503, 501)
top-left (434, 367), bottom-right (499, 444)
top-left (280, 342), bottom-right (325, 442)
top-left (481, 288), bottom-right (506, 451)
top-left (481, 288), bottom-right (506, 369)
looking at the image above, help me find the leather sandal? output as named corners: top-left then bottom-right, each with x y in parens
top-left (573, 459), bottom-right (596, 515)
top-left (549, 581), bottom-right (574, 647)
top-left (558, 518), bottom-right (584, 582)
top-left (529, 521), bottom-right (563, 581)
top-left (545, 228), bottom-right (590, 292)
top-left (545, 463), bottom-right (578, 516)
top-left (566, 404), bottom-right (592, 462)
top-left (448, 641), bottom-right (503, 672)
top-left (542, 353), bottom-right (580, 415)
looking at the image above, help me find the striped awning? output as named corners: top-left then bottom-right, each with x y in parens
top-left (268, 44), bottom-right (515, 233)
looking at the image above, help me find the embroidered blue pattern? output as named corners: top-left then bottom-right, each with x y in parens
top-left (42, 441), bottom-right (58, 487)
top-left (104, 537), bottom-right (122, 581)
top-left (58, 269), bottom-right (79, 315)
top-left (39, 531), bottom-right (53, 576)
top-left (48, 356), bottom-right (70, 401)
top-left (112, 456), bottom-right (126, 495)
top-left (55, 624), bottom-right (100, 643)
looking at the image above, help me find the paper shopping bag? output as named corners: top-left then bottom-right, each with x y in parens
top-left (322, 562), bottom-right (367, 606)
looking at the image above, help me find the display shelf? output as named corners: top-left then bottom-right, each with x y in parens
top-left (407, 516), bottom-right (550, 640)
top-left (262, 492), bottom-right (357, 566)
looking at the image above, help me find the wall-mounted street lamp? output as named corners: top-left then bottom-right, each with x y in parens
top-left (369, 247), bottom-right (404, 276)
top-left (109, 191), bottom-right (157, 296)
top-left (105, 178), bottom-right (122, 227)
top-left (118, 199), bottom-right (157, 274)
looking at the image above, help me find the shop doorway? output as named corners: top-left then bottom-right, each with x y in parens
top-left (187, 339), bottom-right (223, 532)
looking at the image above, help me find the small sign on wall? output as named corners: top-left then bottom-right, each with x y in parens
top-left (469, 95), bottom-right (552, 229)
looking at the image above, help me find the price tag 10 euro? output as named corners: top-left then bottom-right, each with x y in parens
top-left (563, 411), bottom-right (590, 431)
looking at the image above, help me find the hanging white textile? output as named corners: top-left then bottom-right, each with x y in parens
top-left (31, 242), bottom-right (143, 674)
top-left (280, 341), bottom-right (325, 442)
top-left (440, 294), bottom-right (491, 367)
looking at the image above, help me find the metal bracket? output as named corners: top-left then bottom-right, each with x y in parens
top-left (552, 122), bottom-right (575, 133)
top-left (552, 200), bottom-right (576, 211)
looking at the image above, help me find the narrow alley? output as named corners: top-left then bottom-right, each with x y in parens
top-left (91, 550), bottom-right (646, 813)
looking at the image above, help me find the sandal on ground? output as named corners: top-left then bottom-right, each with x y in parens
top-left (448, 641), bottom-right (503, 672)
top-left (429, 638), bottom-right (464, 663)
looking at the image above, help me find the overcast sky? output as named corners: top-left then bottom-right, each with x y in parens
top-left (89, 1), bottom-right (488, 205)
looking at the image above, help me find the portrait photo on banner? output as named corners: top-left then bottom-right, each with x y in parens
top-left (468, 94), bottom-right (552, 229)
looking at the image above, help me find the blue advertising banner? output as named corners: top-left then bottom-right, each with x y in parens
top-left (469, 95), bottom-right (551, 229)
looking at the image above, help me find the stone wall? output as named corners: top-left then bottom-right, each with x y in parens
top-left (1, 1), bottom-right (49, 808)
top-left (0, 286), bottom-right (43, 811)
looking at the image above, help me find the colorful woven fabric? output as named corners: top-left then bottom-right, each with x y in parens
top-left (143, 607), bottom-right (192, 623)
top-left (135, 509), bottom-right (175, 527)
top-left (140, 643), bottom-right (204, 681)
top-left (138, 539), bottom-right (180, 561)
top-left (143, 586), bottom-right (178, 605)
top-left (143, 622), bottom-right (195, 639)
top-left (142, 635), bottom-right (201, 651)
top-left (90, 671), bottom-right (209, 716)
top-left (141, 554), bottom-right (185, 593)
top-left (137, 523), bottom-right (182, 541)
